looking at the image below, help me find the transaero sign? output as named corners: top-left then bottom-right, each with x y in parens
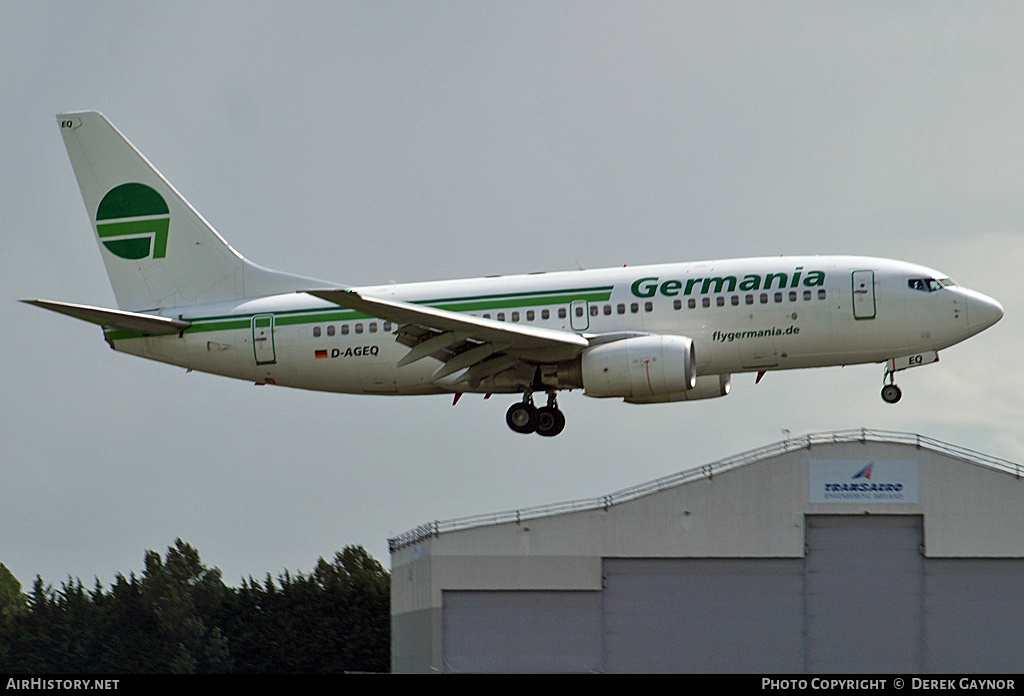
top-left (809, 459), bottom-right (918, 503)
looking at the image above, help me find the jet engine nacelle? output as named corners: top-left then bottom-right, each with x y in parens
top-left (581, 335), bottom-right (696, 398)
top-left (624, 373), bottom-right (731, 403)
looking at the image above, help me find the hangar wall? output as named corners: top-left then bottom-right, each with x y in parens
top-left (389, 430), bottom-right (1024, 673)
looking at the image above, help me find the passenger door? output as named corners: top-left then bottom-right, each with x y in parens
top-left (852, 270), bottom-right (876, 320)
top-left (252, 315), bottom-right (276, 365)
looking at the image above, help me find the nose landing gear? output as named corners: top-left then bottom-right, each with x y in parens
top-left (506, 391), bottom-right (566, 437)
top-left (881, 369), bottom-right (902, 404)
top-left (881, 383), bottom-right (902, 403)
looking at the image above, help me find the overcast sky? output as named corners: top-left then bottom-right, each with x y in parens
top-left (3, 2), bottom-right (1022, 588)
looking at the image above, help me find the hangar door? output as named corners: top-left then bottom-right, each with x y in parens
top-left (805, 515), bottom-right (923, 673)
top-left (442, 590), bottom-right (601, 673)
top-left (602, 558), bottom-right (805, 673)
top-left (436, 515), bottom-right (1024, 673)
top-left (924, 558), bottom-right (1024, 672)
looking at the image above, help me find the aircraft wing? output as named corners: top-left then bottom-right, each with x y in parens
top-left (304, 288), bottom-right (588, 384)
top-left (22, 299), bottom-right (191, 335)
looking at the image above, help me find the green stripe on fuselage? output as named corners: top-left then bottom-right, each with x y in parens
top-left (429, 289), bottom-right (612, 313)
top-left (103, 286), bottom-right (614, 341)
top-left (419, 285), bottom-right (613, 305)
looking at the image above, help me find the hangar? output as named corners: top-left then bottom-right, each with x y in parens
top-left (388, 429), bottom-right (1024, 674)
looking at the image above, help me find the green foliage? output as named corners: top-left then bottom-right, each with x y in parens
top-left (0, 564), bottom-right (27, 626)
top-left (0, 565), bottom-right (27, 668)
top-left (0, 542), bottom-right (390, 673)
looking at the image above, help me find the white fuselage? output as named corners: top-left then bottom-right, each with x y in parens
top-left (107, 255), bottom-right (1001, 397)
top-left (45, 112), bottom-right (1005, 436)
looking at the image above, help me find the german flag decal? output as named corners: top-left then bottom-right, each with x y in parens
top-left (315, 350), bottom-right (328, 359)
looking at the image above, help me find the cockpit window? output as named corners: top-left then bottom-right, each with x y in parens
top-left (908, 277), bottom-right (957, 292)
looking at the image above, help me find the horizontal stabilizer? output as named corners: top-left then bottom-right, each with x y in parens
top-left (22, 299), bottom-right (190, 335)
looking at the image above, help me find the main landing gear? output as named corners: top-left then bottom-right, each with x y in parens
top-left (506, 391), bottom-right (566, 437)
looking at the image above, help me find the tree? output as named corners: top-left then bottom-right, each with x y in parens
top-left (0, 564), bottom-right (28, 669)
top-left (312, 546), bottom-right (390, 672)
top-left (139, 539), bottom-right (231, 673)
top-left (220, 546), bottom-right (390, 673)
top-left (0, 564), bottom-right (26, 625)
top-left (0, 541), bottom-right (389, 673)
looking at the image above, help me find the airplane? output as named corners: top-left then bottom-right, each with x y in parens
top-left (26, 111), bottom-right (1004, 437)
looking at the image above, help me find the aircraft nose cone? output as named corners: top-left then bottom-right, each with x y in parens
top-left (968, 292), bottom-right (1004, 334)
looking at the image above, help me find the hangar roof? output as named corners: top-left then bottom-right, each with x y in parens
top-left (388, 428), bottom-right (1021, 553)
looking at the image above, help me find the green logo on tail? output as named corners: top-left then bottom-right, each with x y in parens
top-left (96, 183), bottom-right (170, 260)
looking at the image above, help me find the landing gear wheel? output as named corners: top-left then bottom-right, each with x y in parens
top-left (535, 406), bottom-right (566, 437)
top-left (881, 384), bottom-right (902, 404)
top-left (506, 402), bottom-right (538, 434)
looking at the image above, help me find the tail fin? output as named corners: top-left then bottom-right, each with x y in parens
top-left (58, 111), bottom-right (324, 311)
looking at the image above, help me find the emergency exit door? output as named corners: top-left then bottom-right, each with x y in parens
top-left (570, 300), bottom-right (590, 331)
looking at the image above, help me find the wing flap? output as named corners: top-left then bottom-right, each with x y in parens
top-left (396, 330), bottom-right (474, 367)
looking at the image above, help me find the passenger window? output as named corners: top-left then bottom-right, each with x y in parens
top-left (731, 295), bottom-right (739, 306)
top-left (673, 299), bottom-right (682, 310)
top-left (559, 308), bottom-right (567, 319)
top-left (789, 291), bottom-right (797, 302)
top-left (818, 289), bottom-right (827, 300)
top-left (702, 297), bottom-right (711, 308)
top-left (774, 292), bottom-right (783, 303)
top-left (313, 326), bottom-right (321, 338)
top-left (644, 301), bottom-right (653, 312)
top-left (511, 311), bottom-right (520, 322)
top-left (383, 321), bottom-right (392, 332)
top-left (631, 303), bottom-right (639, 314)
top-left (327, 325), bottom-right (335, 336)
top-left (688, 298), bottom-right (696, 309)
top-left (716, 296), bottom-right (725, 307)
top-left (760, 294), bottom-right (769, 304)
top-left (355, 323), bottom-right (363, 334)
top-left (803, 290), bottom-right (812, 301)
top-left (603, 305), bottom-right (612, 316)
top-left (497, 312), bottom-right (506, 321)
top-left (341, 324), bottom-right (349, 335)
top-left (745, 294), bottom-right (754, 305)
top-left (542, 309), bottom-right (550, 320)
top-left (526, 310), bottom-right (535, 321)
top-left (617, 304), bottom-right (626, 314)
top-left (590, 305), bottom-right (598, 316)
top-left (369, 323), bottom-right (377, 333)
